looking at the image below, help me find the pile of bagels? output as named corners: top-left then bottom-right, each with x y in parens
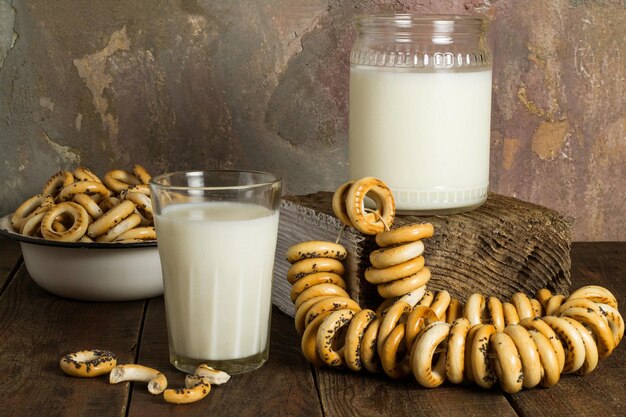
top-left (286, 177), bottom-right (624, 393)
top-left (9, 165), bottom-right (156, 243)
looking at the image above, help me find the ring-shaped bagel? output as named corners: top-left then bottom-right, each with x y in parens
top-left (11, 193), bottom-right (54, 230)
top-left (103, 169), bottom-right (141, 193)
top-left (95, 213), bottom-right (142, 243)
top-left (446, 318), bottom-right (471, 384)
top-left (286, 240), bottom-right (348, 263)
top-left (568, 285), bottom-right (618, 309)
top-left (20, 207), bottom-right (50, 237)
top-left (526, 329), bottom-right (560, 387)
top-left (73, 166), bottom-right (102, 183)
top-left (290, 272), bottom-right (346, 302)
top-left (43, 170), bottom-right (75, 197)
top-left (344, 309), bottom-right (377, 371)
top-left (597, 303), bottom-right (625, 346)
top-left (58, 181), bottom-right (112, 202)
top-left (519, 317), bottom-right (566, 374)
top-left (60, 349), bottom-right (117, 377)
top-left (405, 306), bottom-right (439, 350)
top-left (304, 296), bottom-right (360, 329)
top-left (369, 240), bottom-right (425, 269)
top-left (294, 283), bottom-right (350, 311)
top-left (377, 267), bottom-right (431, 299)
top-left (73, 193), bottom-right (104, 219)
top-left (545, 295), bottom-right (566, 316)
top-left (123, 191), bottom-right (153, 221)
top-left (41, 202), bottom-right (90, 242)
top-left (316, 309), bottom-right (356, 367)
top-left (487, 296), bottom-right (505, 332)
top-left (377, 301), bottom-right (411, 355)
top-left (470, 324), bottom-right (497, 389)
top-left (502, 302), bottom-right (520, 326)
top-left (559, 307), bottom-right (615, 358)
top-left (345, 177), bottom-right (395, 235)
top-left (132, 164), bottom-right (152, 185)
top-left (360, 317), bottom-right (383, 373)
top-left (464, 293), bottom-right (486, 326)
top-left (294, 296), bottom-right (333, 335)
top-left (331, 181), bottom-right (355, 227)
top-left (287, 258), bottom-right (345, 284)
top-left (446, 298), bottom-right (463, 324)
top-left (410, 322), bottom-right (451, 388)
top-left (87, 200), bottom-right (136, 238)
top-left (560, 317), bottom-right (599, 376)
top-left (380, 323), bottom-right (411, 379)
top-left (489, 332), bottom-right (523, 393)
top-left (510, 293), bottom-right (535, 321)
top-left (541, 316), bottom-right (586, 374)
top-left (365, 256), bottom-right (425, 284)
top-left (301, 312), bottom-right (332, 366)
top-left (429, 290), bottom-right (451, 321)
top-left (114, 226), bottom-right (156, 242)
top-left (375, 223), bottom-right (434, 248)
top-left (503, 324), bottom-right (543, 388)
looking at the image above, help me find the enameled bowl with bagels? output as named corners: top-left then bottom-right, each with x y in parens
top-left (0, 165), bottom-right (163, 301)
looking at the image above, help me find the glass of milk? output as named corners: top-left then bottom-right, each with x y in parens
top-left (150, 170), bottom-right (282, 374)
top-left (349, 15), bottom-right (493, 214)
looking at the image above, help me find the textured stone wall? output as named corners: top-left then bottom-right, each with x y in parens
top-left (0, 0), bottom-right (624, 240)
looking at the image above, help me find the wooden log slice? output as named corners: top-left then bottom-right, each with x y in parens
top-left (272, 192), bottom-right (572, 317)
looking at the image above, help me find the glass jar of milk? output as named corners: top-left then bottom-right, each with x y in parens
top-left (349, 14), bottom-right (492, 214)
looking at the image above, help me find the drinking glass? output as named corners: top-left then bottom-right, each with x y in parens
top-left (150, 170), bottom-right (282, 374)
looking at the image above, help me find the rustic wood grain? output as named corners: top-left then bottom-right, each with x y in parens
top-left (273, 192), bottom-right (572, 316)
top-left (0, 236), bottom-right (22, 293)
top-left (128, 301), bottom-right (323, 417)
top-left (506, 242), bottom-right (626, 417)
top-left (0, 264), bottom-right (145, 417)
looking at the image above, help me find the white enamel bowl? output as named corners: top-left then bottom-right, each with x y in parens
top-left (0, 214), bottom-right (163, 301)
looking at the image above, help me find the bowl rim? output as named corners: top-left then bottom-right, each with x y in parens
top-left (0, 213), bottom-right (157, 249)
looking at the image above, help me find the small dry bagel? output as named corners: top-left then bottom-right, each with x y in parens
top-left (60, 349), bottom-right (117, 377)
top-left (377, 301), bottom-right (412, 355)
top-left (470, 324), bottom-right (497, 388)
top-left (294, 283), bottom-right (350, 311)
top-left (380, 323), bottom-right (411, 379)
top-left (303, 296), bottom-right (360, 329)
top-left (446, 297), bottom-right (463, 324)
top-left (502, 302), bottom-right (520, 326)
top-left (561, 317), bottom-right (599, 376)
top-left (377, 267), bottom-right (431, 299)
top-left (375, 223), bottom-right (434, 248)
top-left (109, 364), bottom-right (167, 394)
top-left (114, 226), bottom-right (156, 242)
top-left (345, 177), bottom-right (395, 235)
top-left (519, 317), bottom-right (566, 373)
top-left (301, 311), bottom-right (332, 366)
top-left (87, 199), bottom-right (136, 238)
top-left (11, 193), bottom-right (54, 230)
top-left (503, 324), bottom-right (543, 388)
top-left (365, 256), bottom-right (425, 285)
top-left (541, 316), bottom-right (585, 374)
top-left (489, 332), bottom-right (523, 393)
top-left (410, 322), bottom-right (451, 388)
top-left (446, 318), bottom-right (472, 384)
top-left (526, 329), bottom-right (560, 387)
top-left (287, 258), bottom-right (345, 284)
top-left (103, 169), bottom-right (142, 193)
top-left (344, 309), bottom-right (377, 371)
top-left (164, 378), bottom-right (211, 405)
top-left (290, 272), bottom-right (347, 302)
top-left (73, 166), bottom-right (102, 183)
top-left (99, 196), bottom-right (121, 212)
top-left (95, 213), bottom-right (142, 243)
top-left (487, 296), bottom-right (505, 332)
top-left (57, 181), bottom-right (112, 202)
top-left (41, 202), bottom-right (90, 242)
top-left (404, 306), bottom-right (439, 350)
top-left (132, 164), bottom-right (152, 185)
top-left (360, 317), bottom-right (383, 373)
top-left (316, 309), bottom-right (356, 367)
top-left (73, 193), bottom-right (104, 219)
top-left (597, 303), bottom-right (625, 346)
top-left (568, 285), bottom-right (618, 309)
top-left (294, 296), bottom-right (333, 335)
top-left (429, 290), bottom-right (451, 321)
top-left (545, 294), bottom-right (566, 316)
top-left (369, 240), bottom-right (425, 269)
top-left (43, 170), bottom-right (75, 196)
top-left (19, 205), bottom-right (51, 237)
top-left (559, 306), bottom-right (615, 358)
top-left (510, 293), bottom-right (535, 321)
top-left (123, 191), bottom-right (153, 221)
top-left (286, 241), bottom-right (348, 263)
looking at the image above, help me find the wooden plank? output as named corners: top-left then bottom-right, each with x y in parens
top-left (0, 264), bottom-right (145, 417)
top-left (128, 301), bottom-right (323, 416)
top-left (315, 368), bottom-right (517, 417)
top-left (273, 192), bottom-right (572, 317)
top-left (506, 242), bottom-right (626, 417)
top-left (0, 236), bottom-right (22, 292)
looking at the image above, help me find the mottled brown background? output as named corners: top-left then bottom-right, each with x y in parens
top-left (0, 0), bottom-right (624, 240)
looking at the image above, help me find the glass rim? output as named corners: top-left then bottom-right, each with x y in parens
top-left (149, 169), bottom-right (282, 192)
top-left (355, 13), bottom-right (487, 33)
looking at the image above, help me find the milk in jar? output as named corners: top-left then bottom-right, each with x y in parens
top-left (349, 15), bottom-right (493, 214)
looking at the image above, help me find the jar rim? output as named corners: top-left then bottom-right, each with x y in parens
top-left (355, 14), bottom-right (487, 34)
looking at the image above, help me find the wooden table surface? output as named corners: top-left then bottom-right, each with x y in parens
top-left (0, 237), bottom-right (624, 417)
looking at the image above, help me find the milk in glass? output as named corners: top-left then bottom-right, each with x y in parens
top-left (155, 202), bottom-right (279, 366)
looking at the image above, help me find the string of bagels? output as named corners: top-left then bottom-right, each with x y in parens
top-left (9, 165), bottom-right (156, 243)
top-left (285, 177), bottom-right (624, 393)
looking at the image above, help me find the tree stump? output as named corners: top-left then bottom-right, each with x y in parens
top-left (272, 192), bottom-right (572, 317)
